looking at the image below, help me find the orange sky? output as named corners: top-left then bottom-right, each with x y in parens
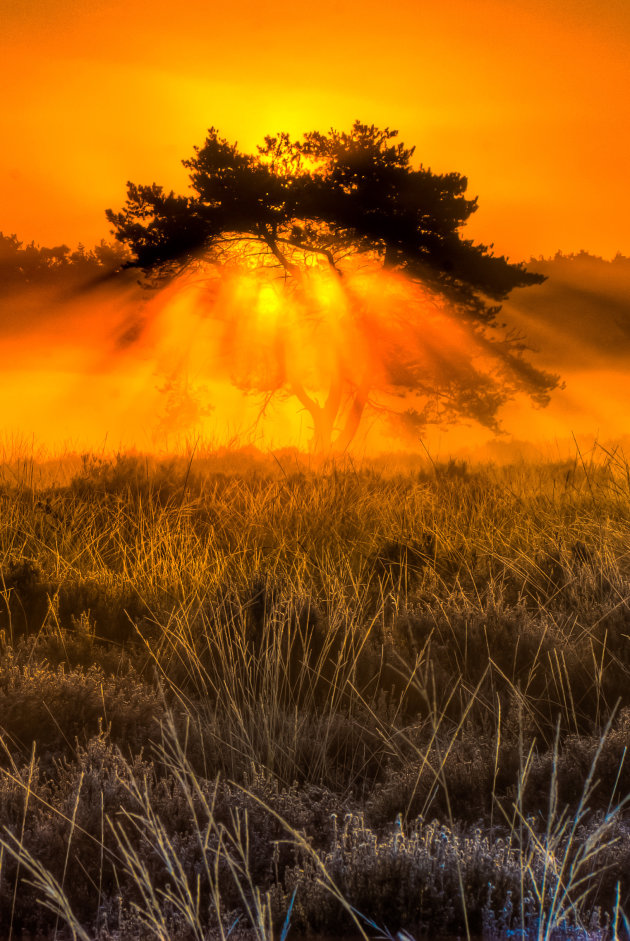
top-left (3, 0), bottom-right (630, 262)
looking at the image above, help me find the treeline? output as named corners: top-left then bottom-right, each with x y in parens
top-left (0, 232), bottom-right (129, 294)
top-left (508, 250), bottom-right (630, 367)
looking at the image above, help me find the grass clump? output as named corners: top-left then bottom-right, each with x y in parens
top-left (0, 445), bottom-right (629, 938)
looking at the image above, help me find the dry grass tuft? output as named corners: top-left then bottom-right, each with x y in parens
top-left (0, 445), bottom-right (629, 937)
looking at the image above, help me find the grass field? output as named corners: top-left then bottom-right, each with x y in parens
top-left (0, 445), bottom-right (629, 939)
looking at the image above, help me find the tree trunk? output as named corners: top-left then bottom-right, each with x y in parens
top-left (310, 407), bottom-right (335, 452)
top-left (333, 381), bottom-right (370, 452)
top-left (264, 233), bottom-right (369, 452)
top-left (290, 376), bottom-right (339, 452)
top-left (305, 372), bottom-right (344, 452)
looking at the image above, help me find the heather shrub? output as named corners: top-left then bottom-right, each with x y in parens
top-left (0, 450), bottom-right (628, 938)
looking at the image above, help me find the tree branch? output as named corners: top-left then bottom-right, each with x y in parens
top-left (290, 377), bottom-right (319, 416)
top-left (280, 238), bottom-right (343, 279)
top-left (262, 231), bottom-right (300, 276)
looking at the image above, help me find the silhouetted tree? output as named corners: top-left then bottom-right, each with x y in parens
top-left (107, 122), bottom-right (559, 450)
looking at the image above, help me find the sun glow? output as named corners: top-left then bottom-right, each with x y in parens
top-left (0, 257), bottom-right (481, 451)
top-left (255, 283), bottom-right (277, 318)
top-left (3, 253), bottom-right (630, 457)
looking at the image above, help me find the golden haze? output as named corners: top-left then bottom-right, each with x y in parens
top-left (2, 0), bottom-right (630, 260)
top-left (2, 0), bottom-right (630, 454)
top-left (1, 259), bottom-right (627, 458)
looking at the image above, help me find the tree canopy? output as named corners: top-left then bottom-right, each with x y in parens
top-left (106, 121), bottom-right (559, 450)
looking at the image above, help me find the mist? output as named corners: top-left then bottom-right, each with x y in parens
top-left (487, 251), bottom-right (630, 459)
top-left (2, 249), bottom-right (630, 459)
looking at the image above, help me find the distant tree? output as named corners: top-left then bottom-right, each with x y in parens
top-left (106, 122), bottom-right (559, 451)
